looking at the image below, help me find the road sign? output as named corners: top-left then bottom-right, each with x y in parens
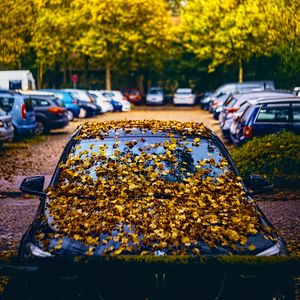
top-left (71, 74), bottom-right (78, 83)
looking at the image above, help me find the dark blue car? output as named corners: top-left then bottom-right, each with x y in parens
top-left (230, 97), bottom-right (300, 145)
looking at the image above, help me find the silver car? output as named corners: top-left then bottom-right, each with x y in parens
top-left (0, 107), bottom-right (14, 146)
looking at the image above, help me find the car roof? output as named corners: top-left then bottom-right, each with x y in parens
top-left (64, 89), bottom-right (88, 93)
top-left (248, 96), bottom-right (300, 105)
top-left (17, 90), bottom-right (55, 97)
top-left (232, 91), bottom-right (291, 100)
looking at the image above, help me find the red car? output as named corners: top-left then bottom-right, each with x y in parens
top-left (123, 88), bottom-right (142, 103)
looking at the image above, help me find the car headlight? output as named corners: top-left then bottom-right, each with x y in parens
top-left (256, 240), bottom-right (287, 256)
top-left (25, 243), bottom-right (53, 257)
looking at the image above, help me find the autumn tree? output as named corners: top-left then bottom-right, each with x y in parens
top-left (0, 0), bottom-right (35, 67)
top-left (76, 0), bottom-right (174, 90)
top-left (30, 0), bottom-right (86, 88)
top-left (180, 0), bottom-right (292, 82)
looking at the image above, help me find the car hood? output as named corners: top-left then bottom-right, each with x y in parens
top-left (31, 207), bottom-right (277, 257)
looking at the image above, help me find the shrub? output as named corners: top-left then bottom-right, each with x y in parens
top-left (229, 131), bottom-right (300, 188)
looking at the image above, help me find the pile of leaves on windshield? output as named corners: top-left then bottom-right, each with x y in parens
top-left (44, 120), bottom-right (274, 256)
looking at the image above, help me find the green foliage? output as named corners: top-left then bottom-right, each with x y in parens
top-left (230, 131), bottom-right (300, 188)
top-left (180, 0), bottom-right (298, 81)
top-left (0, 0), bottom-right (35, 67)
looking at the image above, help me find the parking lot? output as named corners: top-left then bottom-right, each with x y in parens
top-left (0, 106), bottom-right (299, 257)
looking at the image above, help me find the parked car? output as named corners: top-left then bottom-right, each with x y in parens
top-left (0, 106), bottom-right (14, 146)
top-left (122, 88), bottom-right (143, 104)
top-left (146, 87), bottom-right (164, 105)
top-left (108, 90), bottom-right (131, 111)
top-left (0, 90), bottom-right (36, 138)
top-left (201, 81), bottom-right (275, 110)
top-left (173, 88), bottom-right (196, 105)
top-left (209, 93), bottom-right (231, 119)
top-left (64, 89), bottom-right (100, 118)
top-left (42, 89), bottom-right (80, 121)
top-left (219, 91), bottom-right (292, 139)
top-left (18, 91), bottom-right (69, 135)
top-left (17, 120), bottom-right (291, 298)
top-left (88, 90), bottom-right (114, 113)
top-left (230, 97), bottom-right (300, 145)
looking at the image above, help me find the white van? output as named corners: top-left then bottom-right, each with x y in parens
top-left (0, 70), bottom-right (36, 90)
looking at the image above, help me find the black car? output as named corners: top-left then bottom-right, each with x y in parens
top-left (31, 96), bottom-right (69, 134)
top-left (17, 120), bottom-right (291, 299)
top-left (230, 97), bottom-right (300, 145)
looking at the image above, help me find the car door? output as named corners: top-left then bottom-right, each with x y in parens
top-left (253, 103), bottom-right (291, 137)
top-left (291, 103), bottom-right (300, 134)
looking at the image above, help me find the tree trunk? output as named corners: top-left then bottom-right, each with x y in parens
top-left (38, 62), bottom-right (43, 89)
top-left (137, 73), bottom-right (144, 94)
top-left (84, 55), bottom-right (90, 89)
top-left (238, 58), bottom-right (243, 83)
top-left (105, 63), bottom-right (111, 90)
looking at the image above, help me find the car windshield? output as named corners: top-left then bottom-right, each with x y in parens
top-left (0, 96), bottom-right (14, 113)
top-left (56, 135), bottom-right (229, 195)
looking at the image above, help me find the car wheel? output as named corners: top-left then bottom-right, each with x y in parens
top-left (35, 121), bottom-right (45, 135)
top-left (79, 108), bottom-right (88, 118)
top-left (67, 110), bottom-right (74, 121)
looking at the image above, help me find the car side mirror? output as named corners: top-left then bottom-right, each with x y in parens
top-left (244, 174), bottom-right (273, 195)
top-left (20, 176), bottom-right (46, 197)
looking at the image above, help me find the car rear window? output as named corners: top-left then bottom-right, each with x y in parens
top-left (149, 89), bottom-right (163, 95)
top-left (0, 96), bottom-right (14, 112)
top-left (256, 106), bottom-right (290, 123)
top-left (31, 98), bottom-right (50, 107)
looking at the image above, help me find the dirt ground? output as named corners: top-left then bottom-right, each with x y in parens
top-left (0, 106), bottom-right (299, 256)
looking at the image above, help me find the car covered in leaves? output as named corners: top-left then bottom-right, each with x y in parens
top-left (18, 120), bottom-right (287, 258)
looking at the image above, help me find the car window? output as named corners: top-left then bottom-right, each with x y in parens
top-left (292, 105), bottom-right (300, 122)
top-left (57, 136), bottom-right (229, 188)
top-left (256, 106), bottom-right (290, 123)
top-left (31, 98), bottom-right (50, 107)
top-left (0, 96), bottom-right (15, 112)
top-left (149, 89), bottom-right (163, 95)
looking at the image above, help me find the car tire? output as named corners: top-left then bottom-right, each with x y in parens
top-left (67, 110), bottom-right (75, 121)
top-left (79, 108), bottom-right (88, 118)
top-left (35, 121), bottom-right (45, 135)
